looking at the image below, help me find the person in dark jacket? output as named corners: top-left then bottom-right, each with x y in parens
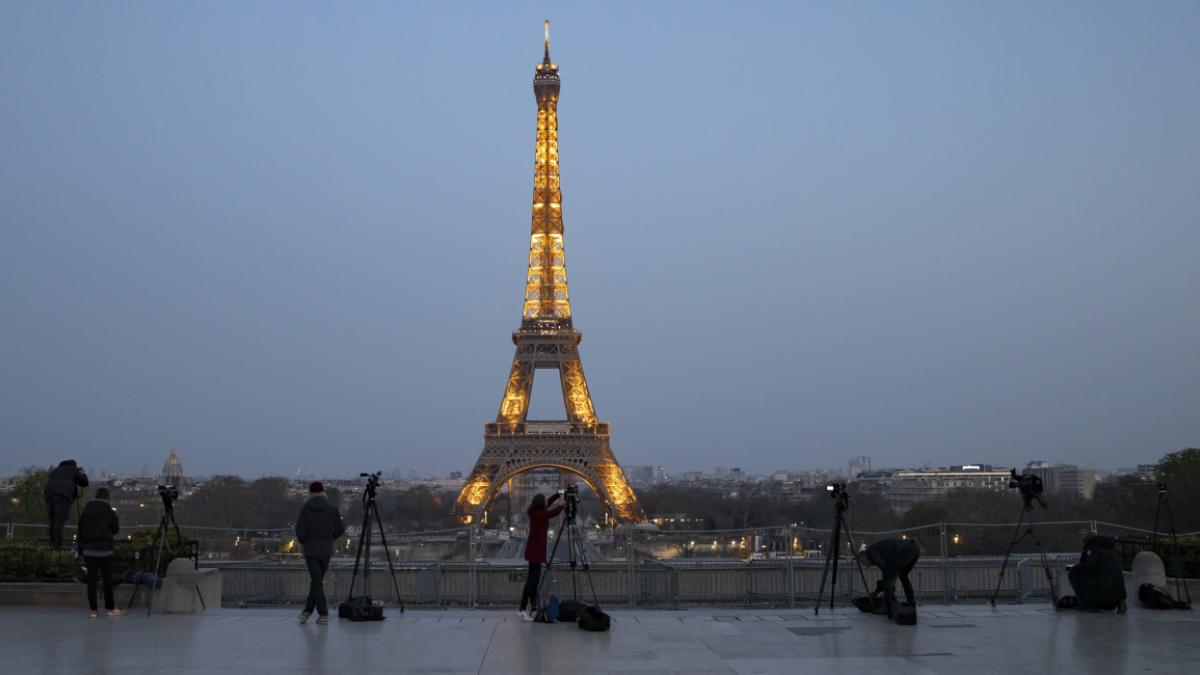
top-left (44, 459), bottom-right (88, 548)
top-left (76, 487), bottom-right (123, 617)
top-left (859, 538), bottom-right (920, 619)
top-left (295, 481), bottom-right (345, 624)
top-left (518, 492), bottom-right (563, 620)
top-left (1068, 534), bottom-right (1127, 612)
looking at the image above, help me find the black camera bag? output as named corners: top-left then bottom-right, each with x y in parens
top-left (577, 604), bottom-right (611, 632)
top-left (339, 595), bottom-right (385, 621)
top-left (558, 599), bottom-right (585, 622)
top-left (1139, 583), bottom-right (1187, 610)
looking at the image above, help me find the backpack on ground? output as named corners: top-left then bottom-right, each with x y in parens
top-left (558, 599), bottom-right (585, 622)
top-left (1139, 583), bottom-right (1188, 610)
top-left (536, 593), bottom-right (560, 623)
top-left (577, 604), bottom-right (611, 632)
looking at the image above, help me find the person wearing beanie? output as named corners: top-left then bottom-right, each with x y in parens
top-left (76, 487), bottom-right (123, 617)
top-left (295, 481), bottom-right (345, 624)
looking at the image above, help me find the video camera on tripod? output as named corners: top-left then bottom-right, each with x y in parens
top-left (559, 484), bottom-right (580, 520)
top-left (359, 471), bottom-right (382, 498)
top-left (1007, 469), bottom-right (1045, 507)
top-left (339, 470), bottom-right (403, 621)
top-left (157, 484), bottom-right (179, 511)
top-left (826, 482), bottom-right (849, 509)
top-left (990, 468), bottom-right (1058, 606)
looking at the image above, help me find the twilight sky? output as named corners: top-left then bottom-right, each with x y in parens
top-left (2, 2), bottom-right (1198, 478)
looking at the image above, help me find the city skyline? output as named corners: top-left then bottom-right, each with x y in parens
top-left (3, 3), bottom-right (1198, 477)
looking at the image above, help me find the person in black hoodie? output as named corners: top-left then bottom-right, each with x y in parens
top-left (858, 538), bottom-right (921, 619)
top-left (1068, 534), bottom-right (1127, 612)
top-left (295, 482), bottom-right (345, 624)
top-left (76, 487), bottom-right (123, 617)
top-left (44, 459), bottom-right (88, 548)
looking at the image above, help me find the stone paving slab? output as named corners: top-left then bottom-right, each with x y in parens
top-left (1, 604), bottom-right (1196, 674)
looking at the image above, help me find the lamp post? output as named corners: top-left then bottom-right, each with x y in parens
top-left (7, 497), bottom-right (18, 539)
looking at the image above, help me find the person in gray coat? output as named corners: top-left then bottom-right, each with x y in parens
top-left (295, 482), bottom-right (346, 624)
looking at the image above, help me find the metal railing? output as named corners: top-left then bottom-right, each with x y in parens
top-left (4, 519), bottom-right (1195, 607)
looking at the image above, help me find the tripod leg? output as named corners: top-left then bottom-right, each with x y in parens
top-left (371, 502), bottom-right (405, 611)
top-left (148, 517), bottom-right (169, 616)
top-left (990, 507), bottom-right (1029, 606)
top-left (1163, 497), bottom-right (1192, 606)
top-left (345, 504), bottom-right (371, 601)
top-left (839, 515), bottom-right (872, 600)
top-left (828, 521), bottom-right (842, 611)
top-left (1153, 492), bottom-right (1163, 547)
top-left (569, 523), bottom-right (600, 605)
top-left (166, 512), bottom-right (205, 610)
top-left (1026, 508), bottom-right (1058, 605)
top-left (814, 528), bottom-right (836, 614)
top-left (536, 518), bottom-right (569, 613)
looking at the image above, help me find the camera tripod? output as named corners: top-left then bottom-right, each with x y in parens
top-left (989, 496), bottom-right (1059, 607)
top-left (1152, 483), bottom-right (1192, 608)
top-left (128, 496), bottom-right (205, 615)
top-left (814, 485), bottom-right (871, 614)
top-left (344, 473), bottom-right (405, 612)
top-left (535, 492), bottom-right (599, 614)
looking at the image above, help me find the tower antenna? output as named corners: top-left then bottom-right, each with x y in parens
top-left (544, 19), bottom-right (551, 60)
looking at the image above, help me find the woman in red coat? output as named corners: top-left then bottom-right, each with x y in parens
top-left (519, 492), bottom-right (563, 619)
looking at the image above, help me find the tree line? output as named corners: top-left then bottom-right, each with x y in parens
top-left (2, 449), bottom-right (1196, 536)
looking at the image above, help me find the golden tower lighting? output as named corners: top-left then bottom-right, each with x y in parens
top-left (453, 21), bottom-right (645, 525)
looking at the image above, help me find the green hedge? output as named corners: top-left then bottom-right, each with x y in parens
top-left (1118, 536), bottom-right (1200, 578)
top-left (0, 530), bottom-right (199, 583)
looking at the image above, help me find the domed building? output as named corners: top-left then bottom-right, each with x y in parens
top-left (161, 448), bottom-right (184, 486)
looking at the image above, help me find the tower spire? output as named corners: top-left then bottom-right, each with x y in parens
top-left (526, 18), bottom-right (568, 325)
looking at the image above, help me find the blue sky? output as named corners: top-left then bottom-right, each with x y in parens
top-left (2, 2), bottom-right (1197, 477)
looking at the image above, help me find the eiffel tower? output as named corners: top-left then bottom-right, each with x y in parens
top-left (453, 22), bottom-right (645, 525)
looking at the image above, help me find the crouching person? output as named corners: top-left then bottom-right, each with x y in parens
top-left (77, 487), bottom-right (123, 618)
top-left (1068, 534), bottom-right (1127, 613)
top-left (295, 482), bottom-right (345, 624)
top-left (859, 538), bottom-right (920, 619)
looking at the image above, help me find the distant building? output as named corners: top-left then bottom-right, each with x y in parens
top-left (624, 465), bottom-right (665, 487)
top-left (714, 466), bottom-right (731, 480)
top-left (1024, 463), bottom-right (1096, 499)
top-left (161, 448), bottom-right (184, 485)
top-left (729, 467), bottom-right (745, 482)
top-left (884, 467), bottom-right (1011, 512)
top-left (848, 456), bottom-right (872, 478)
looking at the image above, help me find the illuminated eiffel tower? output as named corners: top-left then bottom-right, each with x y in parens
top-left (453, 22), bottom-right (645, 525)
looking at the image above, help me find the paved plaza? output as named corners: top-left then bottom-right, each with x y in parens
top-left (2, 603), bottom-right (1196, 674)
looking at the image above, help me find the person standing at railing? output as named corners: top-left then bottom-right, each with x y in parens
top-left (44, 459), bottom-right (88, 549)
top-left (519, 492), bottom-right (563, 621)
top-left (295, 482), bottom-right (345, 625)
top-left (858, 538), bottom-right (921, 619)
top-left (76, 487), bottom-right (123, 618)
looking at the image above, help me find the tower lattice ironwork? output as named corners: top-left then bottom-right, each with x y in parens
top-left (453, 22), bottom-right (645, 525)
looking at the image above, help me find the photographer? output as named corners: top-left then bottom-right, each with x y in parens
top-left (519, 492), bottom-right (564, 620)
top-left (295, 482), bottom-right (346, 625)
top-left (1067, 534), bottom-right (1127, 613)
top-left (44, 459), bottom-right (88, 549)
top-left (859, 538), bottom-right (921, 619)
top-left (76, 487), bottom-right (123, 617)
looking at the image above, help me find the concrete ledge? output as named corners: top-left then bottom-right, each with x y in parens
top-left (0, 582), bottom-right (150, 608)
